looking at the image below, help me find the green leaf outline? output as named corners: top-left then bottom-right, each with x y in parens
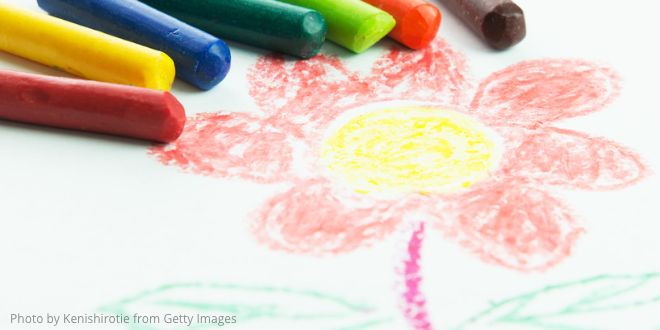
top-left (456, 273), bottom-right (660, 330)
top-left (99, 282), bottom-right (393, 330)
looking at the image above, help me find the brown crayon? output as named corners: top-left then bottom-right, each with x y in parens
top-left (441, 0), bottom-right (525, 49)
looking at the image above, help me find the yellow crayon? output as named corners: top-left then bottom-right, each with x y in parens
top-left (0, 4), bottom-right (175, 90)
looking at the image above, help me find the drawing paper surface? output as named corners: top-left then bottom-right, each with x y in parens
top-left (1, 1), bottom-right (660, 329)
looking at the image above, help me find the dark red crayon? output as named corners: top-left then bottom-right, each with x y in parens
top-left (441, 0), bottom-right (525, 49)
top-left (0, 70), bottom-right (185, 143)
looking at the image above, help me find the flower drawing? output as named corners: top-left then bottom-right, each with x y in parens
top-left (149, 39), bottom-right (647, 329)
top-left (151, 39), bottom-right (645, 271)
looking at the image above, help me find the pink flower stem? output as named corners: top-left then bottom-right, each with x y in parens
top-left (397, 221), bottom-right (433, 330)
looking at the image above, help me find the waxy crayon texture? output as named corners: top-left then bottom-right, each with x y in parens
top-left (441, 0), bottom-right (525, 49)
top-left (37, 0), bottom-right (231, 90)
top-left (0, 4), bottom-right (175, 90)
top-left (139, 0), bottom-right (326, 59)
top-left (0, 70), bottom-right (185, 143)
top-left (280, 0), bottom-right (395, 53)
top-left (364, 0), bottom-right (442, 49)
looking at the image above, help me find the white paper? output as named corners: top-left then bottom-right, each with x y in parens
top-left (2, 0), bottom-right (660, 329)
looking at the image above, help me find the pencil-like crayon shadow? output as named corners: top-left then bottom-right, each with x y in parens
top-left (223, 37), bottom-right (357, 62)
top-left (171, 79), bottom-right (202, 94)
top-left (317, 41), bottom-right (357, 59)
top-left (0, 119), bottom-right (153, 148)
top-left (223, 39), bottom-right (270, 58)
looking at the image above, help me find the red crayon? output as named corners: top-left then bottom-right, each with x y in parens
top-left (0, 70), bottom-right (185, 143)
top-left (363, 0), bottom-right (442, 49)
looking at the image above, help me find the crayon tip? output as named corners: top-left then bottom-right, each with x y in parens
top-left (399, 3), bottom-right (442, 50)
top-left (298, 11), bottom-right (327, 59)
top-left (481, 2), bottom-right (526, 50)
top-left (193, 41), bottom-right (232, 91)
top-left (159, 92), bottom-right (187, 143)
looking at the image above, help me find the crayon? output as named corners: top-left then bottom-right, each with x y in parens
top-left (0, 4), bottom-right (175, 90)
top-left (139, 0), bottom-right (327, 59)
top-left (440, 0), bottom-right (525, 49)
top-left (0, 70), bottom-right (185, 143)
top-left (280, 0), bottom-right (396, 53)
top-left (363, 0), bottom-right (441, 49)
top-left (37, 0), bottom-right (231, 90)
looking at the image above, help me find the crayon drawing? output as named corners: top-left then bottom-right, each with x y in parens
top-left (396, 221), bottom-right (431, 330)
top-left (100, 282), bottom-right (392, 330)
top-left (149, 39), bottom-right (648, 328)
top-left (457, 273), bottom-right (660, 329)
top-left (103, 272), bottom-right (660, 330)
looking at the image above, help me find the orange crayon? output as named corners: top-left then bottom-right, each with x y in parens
top-left (363, 0), bottom-right (442, 49)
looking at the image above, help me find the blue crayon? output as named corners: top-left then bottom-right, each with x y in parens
top-left (37, 0), bottom-right (231, 90)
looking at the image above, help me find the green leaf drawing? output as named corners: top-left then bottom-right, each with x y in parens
top-left (100, 283), bottom-right (392, 330)
top-left (457, 273), bottom-right (660, 330)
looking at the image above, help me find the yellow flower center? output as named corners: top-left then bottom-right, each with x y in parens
top-left (321, 106), bottom-right (500, 194)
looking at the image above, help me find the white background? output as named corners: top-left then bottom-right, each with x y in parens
top-left (1, 0), bottom-right (660, 329)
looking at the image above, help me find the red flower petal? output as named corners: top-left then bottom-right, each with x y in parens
top-left (471, 60), bottom-right (620, 126)
top-left (434, 181), bottom-right (584, 271)
top-left (251, 179), bottom-right (405, 254)
top-left (149, 112), bottom-right (293, 183)
top-left (371, 39), bottom-right (470, 106)
top-left (248, 54), bottom-right (372, 129)
top-left (502, 128), bottom-right (647, 190)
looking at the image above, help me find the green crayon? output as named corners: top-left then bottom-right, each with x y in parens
top-left (140, 0), bottom-right (327, 59)
top-left (279, 0), bottom-right (396, 53)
